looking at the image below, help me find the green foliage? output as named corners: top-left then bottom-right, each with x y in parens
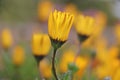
top-left (68, 63), bottom-right (79, 74)
top-left (1, 51), bottom-right (14, 79)
top-left (62, 71), bottom-right (72, 80)
top-left (82, 72), bottom-right (97, 80)
top-left (62, 63), bottom-right (79, 80)
top-left (0, 44), bottom-right (39, 80)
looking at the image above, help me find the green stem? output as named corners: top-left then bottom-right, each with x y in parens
top-left (36, 61), bottom-right (43, 80)
top-left (13, 66), bottom-right (20, 80)
top-left (87, 60), bottom-right (92, 80)
top-left (52, 48), bottom-right (59, 80)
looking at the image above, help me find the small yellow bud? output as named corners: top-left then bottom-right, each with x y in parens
top-left (38, 0), bottom-right (53, 22)
top-left (12, 46), bottom-right (25, 66)
top-left (32, 33), bottom-right (51, 56)
top-left (1, 28), bottom-right (13, 49)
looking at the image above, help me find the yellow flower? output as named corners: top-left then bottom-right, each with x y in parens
top-left (32, 33), bottom-right (51, 56)
top-left (59, 51), bottom-right (75, 73)
top-left (48, 10), bottom-right (74, 42)
top-left (96, 59), bottom-right (119, 79)
top-left (93, 11), bottom-right (107, 37)
top-left (95, 46), bottom-right (120, 79)
top-left (74, 14), bottom-right (95, 42)
top-left (1, 28), bottom-right (13, 49)
top-left (48, 10), bottom-right (74, 79)
top-left (95, 37), bottom-right (107, 54)
top-left (12, 46), bottom-right (25, 66)
top-left (108, 46), bottom-right (119, 59)
top-left (74, 56), bottom-right (88, 79)
top-left (74, 14), bottom-right (95, 35)
top-left (113, 68), bottom-right (120, 80)
top-left (39, 59), bottom-right (52, 79)
top-left (38, 0), bottom-right (53, 22)
top-left (114, 24), bottom-right (120, 43)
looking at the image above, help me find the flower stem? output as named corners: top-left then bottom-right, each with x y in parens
top-left (36, 61), bottom-right (43, 80)
top-left (13, 66), bottom-right (20, 80)
top-left (52, 48), bottom-right (59, 80)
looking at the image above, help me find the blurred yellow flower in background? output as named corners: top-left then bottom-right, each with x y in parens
top-left (74, 56), bottom-right (88, 79)
top-left (39, 59), bottom-right (52, 79)
top-left (32, 33), bottom-right (51, 56)
top-left (74, 14), bottom-right (95, 36)
top-left (114, 24), bottom-right (120, 43)
top-left (95, 37), bottom-right (107, 54)
top-left (95, 38), bottom-right (108, 65)
top-left (113, 68), bottom-right (120, 80)
top-left (59, 50), bottom-right (88, 79)
top-left (108, 46), bottom-right (119, 59)
top-left (96, 64), bottom-right (113, 79)
top-left (12, 46), bottom-right (25, 66)
top-left (1, 28), bottom-right (13, 49)
top-left (38, 0), bottom-right (54, 22)
top-left (59, 51), bottom-right (75, 73)
top-left (74, 14), bottom-right (95, 43)
top-left (96, 59), bottom-right (119, 79)
top-left (93, 11), bottom-right (107, 37)
top-left (48, 10), bottom-right (74, 42)
top-left (64, 3), bottom-right (78, 17)
top-left (95, 46), bottom-right (120, 79)
top-left (81, 11), bottom-right (107, 48)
